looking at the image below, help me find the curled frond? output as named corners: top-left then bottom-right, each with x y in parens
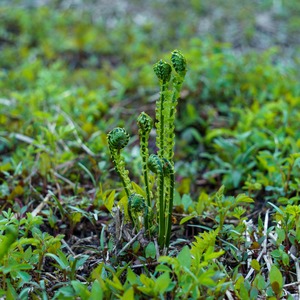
top-left (137, 112), bottom-right (153, 135)
top-left (153, 59), bottom-right (172, 84)
top-left (129, 193), bottom-right (146, 214)
top-left (171, 49), bottom-right (187, 77)
top-left (107, 127), bottom-right (130, 150)
top-left (162, 158), bottom-right (174, 176)
top-left (148, 154), bottom-right (163, 174)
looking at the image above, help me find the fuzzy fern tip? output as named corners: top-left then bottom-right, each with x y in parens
top-left (153, 59), bottom-right (172, 84)
top-left (137, 112), bottom-right (153, 134)
top-left (107, 127), bottom-right (130, 150)
top-left (171, 49), bottom-right (187, 77)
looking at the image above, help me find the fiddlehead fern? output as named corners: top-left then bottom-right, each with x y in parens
top-left (137, 112), bottom-right (153, 231)
top-left (107, 50), bottom-right (187, 250)
top-left (153, 59), bottom-right (172, 84)
top-left (153, 60), bottom-right (172, 160)
top-left (107, 127), bottom-right (133, 197)
top-left (128, 193), bottom-right (147, 229)
top-left (171, 49), bottom-right (187, 78)
top-left (107, 127), bottom-right (130, 150)
top-left (166, 50), bottom-right (187, 161)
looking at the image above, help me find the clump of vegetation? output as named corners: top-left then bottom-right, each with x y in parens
top-left (107, 50), bottom-right (187, 249)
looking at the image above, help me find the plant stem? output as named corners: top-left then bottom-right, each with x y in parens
top-left (158, 170), bottom-right (165, 247)
top-left (165, 167), bottom-right (174, 248)
top-left (158, 83), bottom-right (166, 159)
top-left (141, 136), bottom-right (151, 230)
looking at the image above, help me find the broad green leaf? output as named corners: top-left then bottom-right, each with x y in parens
top-left (282, 252), bottom-right (290, 266)
top-left (6, 281), bottom-right (18, 300)
top-left (239, 284), bottom-right (250, 300)
top-left (104, 190), bottom-right (115, 212)
top-left (155, 272), bottom-right (171, 294)
top-left (181, 194), bottom-right (193, 211)
top-left (0, 225), bottom-right (18, 260)
top-left (119, 287), bottom-right (134, 300)
top-left (269, 265), bottom-right (283, 295)
top-left (126, 268), bottom-right (138, 285)
top-left (71, 281), bottom-right (91, 298)
top-left (250, 259), bottom-right (260, 271)
top-left (89, 280), bottom-right (103, 300)
top-left (145, 242), bottom-right (156, 259)
top-left (177, 245), bottom-right (191, 269)
top-left (253, 274), bottom-right (266, 290)
top-left (236, 194), bottom-right (254, 203)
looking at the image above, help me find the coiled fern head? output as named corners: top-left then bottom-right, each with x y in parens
top-left (148, 154), bottom-right (163, 174)
top-left (107, 127), bottom-right (130, 150)
top-left (162, 158), bottom-right (173, 176)
top-left (153, 59), bottom-right (172, 83)
top-left (171, 49), bottom-right (187, 76)
top-left (129, 193), bottom-right (146, 213)
top-left (137, 112), bottom-right (153, 134)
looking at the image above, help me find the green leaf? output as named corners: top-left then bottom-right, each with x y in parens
top-left (282, 252), bottom-right (290, 266)
top-left (126, 268), bottom-right (138, 285)
top-left (253, 274), bottom-right (266, 290)
top-left (250, 259), bottom-right (260, 271)
top-left (6, 281), bottom-right (18, 300)
top-left (155, 272), bottom-right (171, 294)
top-left (236, 194), bottom-right (254, 203)
top-left (269, 265), bottom-right (283, 295)
top-left (177, 245), bottom-right (191, 269)
top-left (204, 249), bottom-right (224, 261)
top-left (181, 194), bottom-right (193, 211)
top-left (89, 281), bottom-right (103, 300)
top-left (119, 287), bottom-right (134, 300)
top-left (132, 182), bottom-right (146, 197)
top-left (104, 190), bottom-right (115, 212)
top-left (239, 284), bottom-right (250, 300)
top-left (71, 281), bottom-right (91, 298)
top-left (45, 253), bottom-right (69, 270)
top-left (197, 269), bottom-right (217, 287)
top-left (155, 264), bottom-right (172, 273)
top-left (145, 242), bottom-right (156, 259)
top-left (180, 211), bottom-right (197, 225)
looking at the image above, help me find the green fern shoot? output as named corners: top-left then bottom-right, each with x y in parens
top-left (107, 50), bottom-right (187, 249)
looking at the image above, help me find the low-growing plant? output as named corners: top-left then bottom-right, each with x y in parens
top-left (107, 50), bottom-right (187, 249)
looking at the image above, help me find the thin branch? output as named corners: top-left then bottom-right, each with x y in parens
top-left (117, 229), bottom-right (145, 256)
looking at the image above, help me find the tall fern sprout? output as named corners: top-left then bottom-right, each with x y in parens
top-left (137, 112), bottom-right (153, 231)
top-left (152, 50), bottom-right (187, 248)
top-left (107, 50), bottom-right (187, 249)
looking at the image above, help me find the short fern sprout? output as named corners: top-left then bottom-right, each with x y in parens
top-left (107, 50), bottom-right (187, 250)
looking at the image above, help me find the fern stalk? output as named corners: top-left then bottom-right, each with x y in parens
top-left (137, 112), bottom-right (153, 231)
top-left (148, 154), bottom-right (165, 247)
top-left (163, 158), bottom-right (175, 247)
